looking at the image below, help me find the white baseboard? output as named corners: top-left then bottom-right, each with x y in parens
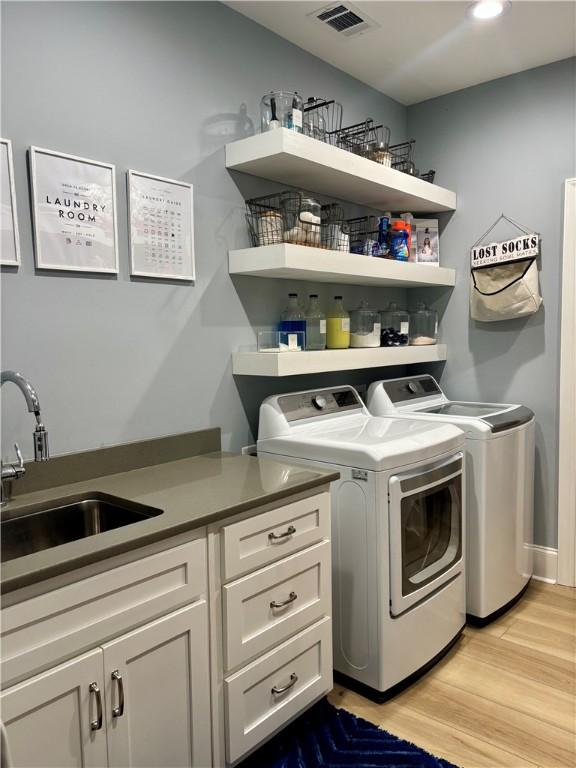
top-left (530, 545), bottom-right (558, 583)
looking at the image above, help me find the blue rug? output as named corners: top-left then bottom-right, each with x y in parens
top-left (239, 698), bottom-right (459, 768)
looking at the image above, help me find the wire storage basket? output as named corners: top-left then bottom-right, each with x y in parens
top-left (347, 215), bottom-right (381, 256)
top-left (245, 191), bottom-right (346, 250)
top-left (302, 97), bottom-right (343, 143)
top-left (322, 203), bottom-right (349, 251)
top-left (334, 119), bottom-right (392, 164)
top-left (390, 139), bottom-right (416, 175)
top-left (418, 169), bottom-right (436, 183)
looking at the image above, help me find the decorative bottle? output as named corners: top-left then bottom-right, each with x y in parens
top-left (278, 293), bottom-right (306, 348)
top-left (305, 295), bottom-right (326, 351)
top-left (326, 296), bottom-right (350, 349)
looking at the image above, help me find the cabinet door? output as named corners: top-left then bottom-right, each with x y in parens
top-left (1, 649), bottom-right (108, 768)
top-left (102, 601), bottom-right (211, 768)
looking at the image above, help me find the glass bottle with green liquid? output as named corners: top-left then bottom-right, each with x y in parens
top-left (326, 296), bottom-right (350, 349)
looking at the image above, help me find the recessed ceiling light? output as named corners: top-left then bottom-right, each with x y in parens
top-left (470, 1), bottom-right (510, 20)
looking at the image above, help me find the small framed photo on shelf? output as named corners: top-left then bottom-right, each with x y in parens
top-left (0, 138), bottom-right (21, 266)
top-left (415, 219), bottom-right (440, 265)
top-left (128, 170), bottom-right (195, 281)
top-left (29, 146), bottom-right (118, 273)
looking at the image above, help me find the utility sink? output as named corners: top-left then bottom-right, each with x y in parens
top-left (1, 492), bottom-right (164, 562)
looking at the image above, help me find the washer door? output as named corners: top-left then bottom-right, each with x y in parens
top-left (389, 454), bottom-right (463, 617)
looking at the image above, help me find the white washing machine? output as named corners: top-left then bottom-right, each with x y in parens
top-left (257, 385), bottom-right (466, 701)
top-left (368, 375), bottom-right (535, 624)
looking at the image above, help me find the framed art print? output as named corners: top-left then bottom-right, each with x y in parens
top-left (415, 219), bottom-right (440, 266)
top-left (128, 170), bottom-right (195, 281)
top-left (29, 146), bottom-right (118, 273)
top-left (0, 138), bottom-right (21, 266)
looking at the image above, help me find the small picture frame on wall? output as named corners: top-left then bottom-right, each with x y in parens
top-left (29, 146), bottom-right (118, 273)
top-left (127, 170), bottom-right (195, 281)
top-left (415, 219), bottom-right (440, 265)
top-left (0, 138), bottom-right (21, 266)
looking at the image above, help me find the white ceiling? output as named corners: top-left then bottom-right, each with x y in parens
top-left (226, 1), bottom-right (576, 105)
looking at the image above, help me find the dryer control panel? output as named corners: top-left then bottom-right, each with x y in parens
top-left (278, 387), bottom-right (363, 422)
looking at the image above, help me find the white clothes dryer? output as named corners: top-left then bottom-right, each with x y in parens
top-left (257, 385), bottom-right (466, 701)
top-left (367, 375), bottom-right (535, 624)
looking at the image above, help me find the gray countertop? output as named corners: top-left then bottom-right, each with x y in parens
top-left (1, 452), bottom-right (338, 594)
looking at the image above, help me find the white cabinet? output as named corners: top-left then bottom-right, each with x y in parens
top-left (2, 488), bottom-right (333, 768)
top-left (212, 489), bottom-right (333, 766)
top-left (103, 602), bottom-right (211, 768)
top-left (223, 540), bottom-right (331, 670)
top-left (221, 491), bottom-right (330, 580)
top-left (1, 649), bottom-right (108, 768)
top-left (2, 602), bottom-right (211, 768)
top-left (225, 617), bottom-right (332, 764)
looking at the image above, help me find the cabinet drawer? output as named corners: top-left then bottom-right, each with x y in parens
top-left (1, 536), bottom-right (206, 687)
top-left (223, 540), bottom-right (331, 672)
top-left (225, 617), bottom-right (332, 765)
top-left (222, 492), bottom-right (329, 581)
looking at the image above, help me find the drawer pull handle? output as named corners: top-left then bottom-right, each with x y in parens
top-left (268, 525), bottom-right (296, 542)
top-left (111, 670), bottom-right (125, 718)
top-left (270, 591), bottom-right (298, 610)
top-left (89, 682), bottom-right (103, 731)
top-left (271, 673), bottom-right (298, 696)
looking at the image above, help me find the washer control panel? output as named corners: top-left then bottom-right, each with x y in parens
top-left (278, 387), bottom-right (363, 422)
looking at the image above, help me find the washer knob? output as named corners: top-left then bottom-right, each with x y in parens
top-left (407, 382), bottom-right (419, 394)
top-left (312, 395), bottom-right (328, 410)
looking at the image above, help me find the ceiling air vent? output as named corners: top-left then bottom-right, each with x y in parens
top-left (312, 3), bottom-right (378, 38)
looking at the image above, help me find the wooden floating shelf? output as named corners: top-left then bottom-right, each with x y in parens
top-left (233, 345), bottom-right (447, 377)
top-left (229, 244), bottom-right (456, 288)
top-left (226, 129), bottom-right (456, 213)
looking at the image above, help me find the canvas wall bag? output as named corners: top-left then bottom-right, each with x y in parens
top-left (470, 215), bottom-right (542, 322)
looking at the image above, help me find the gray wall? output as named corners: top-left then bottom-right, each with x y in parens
top-left (407, 58), bottom-right (576, 547)
top-left (1, 1), bottom-right (408, 458)
top-left (2, 1), bottom-right (571, 548)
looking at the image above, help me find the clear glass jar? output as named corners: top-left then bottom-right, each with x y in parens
top-left (278, 293), bottom-right (306, 346)
top-left (380, 302), bottom-right (410, 347)
top-left (260, 91), bottom-right (303, 133)
top-left (305, 294), bottom-right (326, 351)
top-left (350, 300), bottom-right (381, 348)
top-left (409, 303), bottom-right (438, 345)
top-left (326, 296), bottom-right (350, 349)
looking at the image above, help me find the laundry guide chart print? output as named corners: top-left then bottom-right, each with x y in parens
top-left (128, 170), bottom-right (194, 281)
top-left (30, 146), bottom-right (118, 273)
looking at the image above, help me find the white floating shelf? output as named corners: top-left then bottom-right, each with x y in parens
top-left (226, 129), bottom-right (456, 213)
top-left (233, 345), bottom-right (447, 377)
top-left (229, 244), bottom-right (456, 288)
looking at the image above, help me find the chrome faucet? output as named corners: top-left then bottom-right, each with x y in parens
top-left (1, 370), bottom-right (49, 503)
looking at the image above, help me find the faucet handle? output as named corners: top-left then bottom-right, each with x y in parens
top-left (14, 443), bottom-right (24, 470)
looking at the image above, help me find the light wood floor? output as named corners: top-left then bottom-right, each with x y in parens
top-left (328, 582), bottom-right (576, 768)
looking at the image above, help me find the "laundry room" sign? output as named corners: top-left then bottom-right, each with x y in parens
top-left (470, 232), bottom-right (539, 268)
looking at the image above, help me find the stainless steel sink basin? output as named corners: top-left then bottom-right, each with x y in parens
top-left (1, 493), bottom-right (163, 562)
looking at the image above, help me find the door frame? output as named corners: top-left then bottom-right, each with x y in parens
top-left (557, 178), bottom-right (576, 586)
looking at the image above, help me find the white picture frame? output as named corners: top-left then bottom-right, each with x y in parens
top-left (29, 146), bottom-right (118, 273)
top-left (0, 138), bottom-right (21, 266)
top-left (127, 169), bottom-right (195, 281)
top-left (415, 219), bottom-right (440, 266)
